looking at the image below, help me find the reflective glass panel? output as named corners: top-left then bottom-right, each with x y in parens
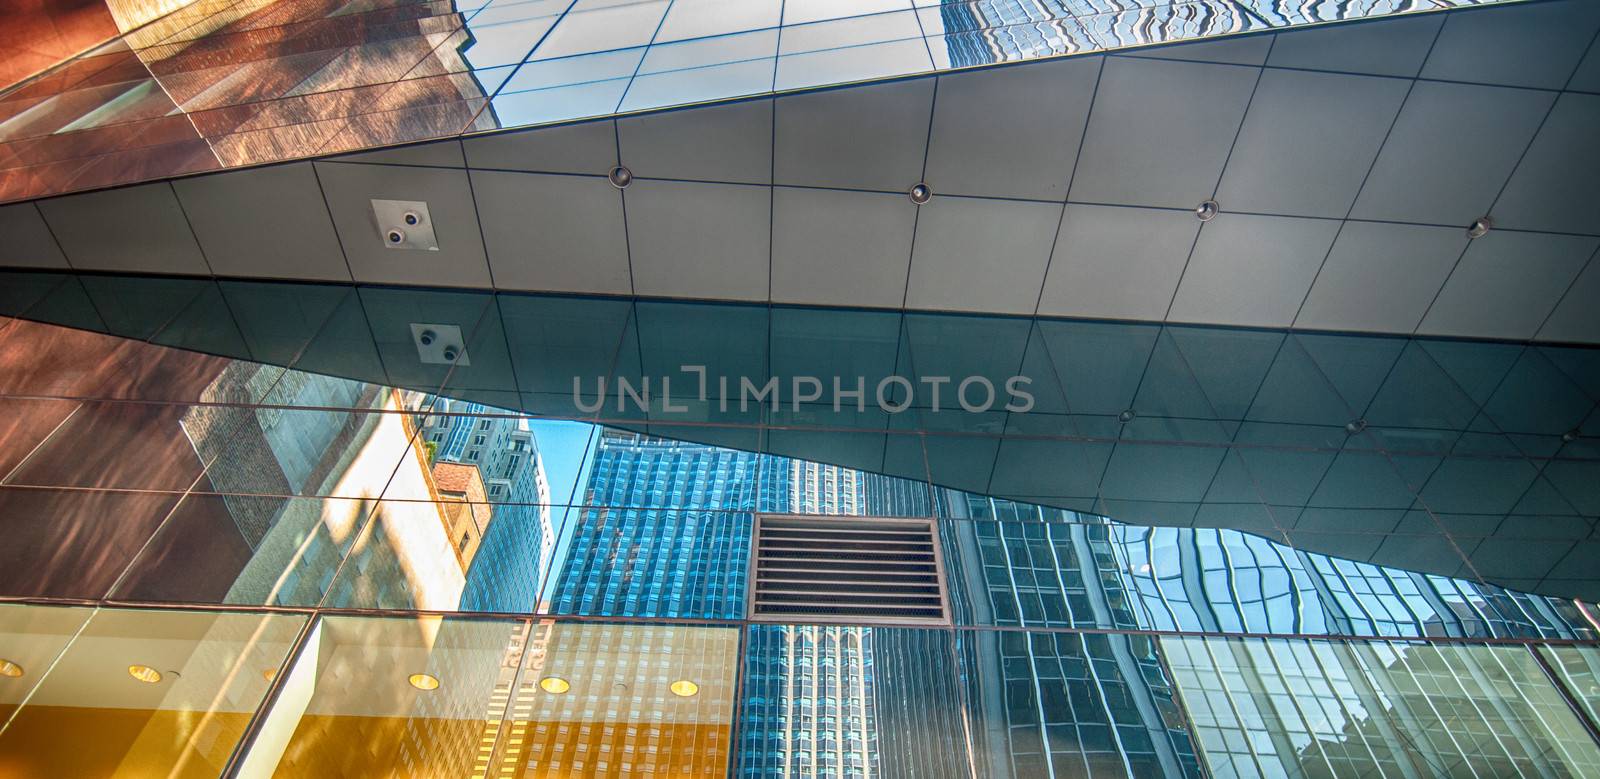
top-left (1162, 636), bottom-right (1600, 777)
top-left (0, 605), bottom-right (306, 778)
top-left (243, 616), bottom-right (738, 778)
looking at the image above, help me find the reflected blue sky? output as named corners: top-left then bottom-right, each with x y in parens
top-left (526, 418), bottom-right (596, 607)
top-left (448, 0), bottom-right (1462, 128)
top-left (3, 269), bottom-right (1597, 617)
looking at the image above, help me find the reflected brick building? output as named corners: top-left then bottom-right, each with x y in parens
top-left (0, 0), bottom-right (497, 200)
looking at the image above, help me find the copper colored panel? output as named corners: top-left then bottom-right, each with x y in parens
top-left (0, 0), bottom-right (120, 90)
top-left (5, 401), bottom-right (208, 491)
top-left (0, 397), bottom-right (80, 478)
top-left (107, 488), bottom-right (265, 604)
top-left (0, 317), bottom-right (233, 401)
top-left (0, 486), bottom-right (182, 598)
top-left (0, 138), bottom-right (220, 202)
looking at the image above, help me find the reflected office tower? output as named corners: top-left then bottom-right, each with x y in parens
top-left (505, 622), bottom-right (739, 777)
top-left (180, 369), bottom-right (477, 610)
top-left (551, 430), bottom-right (760, 618)
top-left (742, 461), bottom-right (878, 778)
top-left (936, 487), bottom-right (1600, 776)
top-left (937, 490), bottom-right (1205, 777)
top-left (1161, 636), bottom-right (1600, 777)
top-left (937, 0), bottom-right (1085, 68)
top-left (742, 459), bottom-right (964, 779)
top-left (742, 624), bottom-right (876, 778)
top-left (419, 398), bottom-right (553, 613)
top-left (1107, 524), bottom-right (1600, 640)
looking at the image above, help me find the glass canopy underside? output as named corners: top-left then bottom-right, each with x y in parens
top-left (1, 269), bottom-right (1598, 776)
top-left (0, 0), bottom-right (1494, 203)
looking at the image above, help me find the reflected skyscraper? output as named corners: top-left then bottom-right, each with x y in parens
top-left (419, 398), bottom-right (552, 613)
top-left (741, 458), bottom-right (963, 778)
top-left (5, 0), bottom-right (1600, 767)
top-left (551, 430), bottom-right (760, 619)
top-left (937, 487), bottom-right (1600, 776)
top-left (938, 491), bottom-right (1204, 777)
top-left (937, 0), bottom-right (1086, 68)
top-left (742, 461), bottom-right (879, 778)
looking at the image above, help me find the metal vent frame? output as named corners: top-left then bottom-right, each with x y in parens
top-left (746, 514), bottom-right (951, 626)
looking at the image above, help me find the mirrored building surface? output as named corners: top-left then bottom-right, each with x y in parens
top-left (0, 0), bottom-right (1512, 202)
top-left (0, 272), bottom-right (1597, 776)
top-left (2, 0), bottom-right (1600, 775)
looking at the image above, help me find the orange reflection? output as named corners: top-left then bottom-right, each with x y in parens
top-left (0, 606), bottom-right (305, 779)
top-left (251, 619), bottom-right (738, 778)
top-left (0, 0), bottom-right (489, 203)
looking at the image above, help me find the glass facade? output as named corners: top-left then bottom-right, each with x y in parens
top-left (0, 271), bottom-right (1597, 776)
top-left (1162, 637), bottom-right (1600, 777)
top-left (0, 0), bottom-right (1493, 202)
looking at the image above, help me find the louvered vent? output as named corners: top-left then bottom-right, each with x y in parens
top-left (748, 515), bottom-right (949, 625)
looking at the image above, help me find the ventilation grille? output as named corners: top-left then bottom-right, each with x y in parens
top-left (748, 515), bottom-right (949, 625)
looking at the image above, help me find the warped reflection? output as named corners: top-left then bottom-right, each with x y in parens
top-left (1, 270), bottom-right (1598, 777)
top-left (0, 0), bottom-right (1482, 202)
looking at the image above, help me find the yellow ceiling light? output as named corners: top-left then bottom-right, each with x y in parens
top-left (262, 667), bottom-right (278, 683)
top-left (0, 659), bottom-right (23, 678)
top-left (128, 665), bottom-right (163, 684)
top-left (669, 679), bottom-right (699, 698)
top-left (538, 676), bottom-right (571, 694)
top-left (408, 673), bottom-right (441, 691)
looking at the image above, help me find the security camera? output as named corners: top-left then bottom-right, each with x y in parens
top-left (387, 229), bottom-right (405, 244)
top-left (403, 211), bottom-right (421, 226)
top-left (418, 329), bottom-right (437, 346)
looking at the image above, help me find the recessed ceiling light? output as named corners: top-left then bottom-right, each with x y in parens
top-left (1561, 430), bottom-right (1580, 443)
top-left (1345, 419), bottom-right (1367, 435)
top-left (539, 676), bottom-right (571, 694)
top-left (909, 183), bottom-right (932, 205)
top-left (1466, 216), bottom-right (1492, 239)
top-left (608, 166), bottom-right (634, 189)
top-left (669, 680), bottom-right (699, 697)
top-left (0, 659), bottom-right (22, 678)
top-left (128, 665), bottom-right (163, 684)
top-left (262, 667), bottom-right (278, 683)
top-left (1118, 409), bottom-right (1137, 423)
top-left (408, 673), bottom-right (441, 691)
top-left (1194, 200), bottom-right (1219, 222)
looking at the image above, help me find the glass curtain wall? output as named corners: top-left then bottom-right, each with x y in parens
top-left (1, 271), bottom-right (1597, 777)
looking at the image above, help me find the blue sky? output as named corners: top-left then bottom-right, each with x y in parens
top-left (529, 419), bottom-right (599, 605)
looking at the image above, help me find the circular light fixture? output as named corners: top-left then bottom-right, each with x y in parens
top-left (669, 679), bottom-right (699, 698)
top-left (128, 665), bottom-right (163, 684)
top-left (262, 667), bottom-right (278, 683)
top-left (1118, 409), bottom-right (1137, 424)
top-left (408, 673), bottom-right (441, 691)
top-left (1466, 216), bottom-right (1492, 239)
top-left (1194, 200), bottom-right (1219, 222)
top-left (1562, 429), bottom-right (1580, 444)
top-left (0, 659), bottom-right (22, 678)
top-left (908, 183), bottom-right (932, 205)
top-left (539, 676), bottom-right (571, 694)
top-left (1345, 419), bottom-right (1367, 435)
top-left (608, 165), bottom-right (634, 189)
top-left (386, 228), bottom-right (405, 245)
